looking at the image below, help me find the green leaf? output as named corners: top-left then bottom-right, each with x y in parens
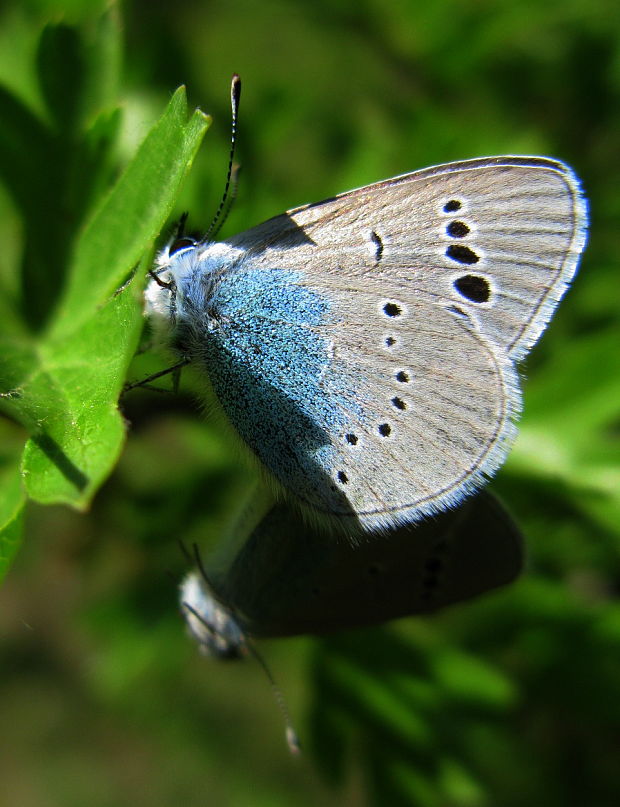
top-left (0, 14), bottom-right (124, 330)
top-left (49, 86), bottom-right (211, 341)
top-left (37, 23), bottom-right (86, 134)
top-left (37, 12), bottom-right (122, 136)
top-left (0, 84), bottom-right (210, 510)
top-left (19, 276), bottom-right (143, 507)
top-left (0, 457), bottom-right (25, 582)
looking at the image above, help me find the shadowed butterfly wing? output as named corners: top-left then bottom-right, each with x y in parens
top-left (208, 491), bottom-right (524, 638)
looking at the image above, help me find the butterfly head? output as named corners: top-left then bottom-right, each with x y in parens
top-left (145, 239), bottom-right (246, 335)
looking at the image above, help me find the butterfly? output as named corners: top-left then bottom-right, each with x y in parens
top-left (146, 151), bottom-right (587, 533)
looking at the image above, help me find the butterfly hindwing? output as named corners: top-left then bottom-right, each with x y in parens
top-left (149, 156), bottom-right (587, 531)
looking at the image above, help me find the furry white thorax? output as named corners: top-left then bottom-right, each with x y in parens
top-left (144, 240), bottom-right (246, 328)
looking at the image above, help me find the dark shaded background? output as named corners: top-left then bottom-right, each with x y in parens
top-left (0, 1), bottom-right (618, 805)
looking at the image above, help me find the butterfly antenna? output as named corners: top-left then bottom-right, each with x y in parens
top-left (178, 539), bottom-right (192, 565)
top-left (210, 163), bottom-right (241, 240)
top-left (181, 599), bottom-right (222, 644)
top-left (190, 541), bottom-right (300, 753)
top-left (245, 639), bottom-right (301, 755)
top-left (205, 74), bottom-right (242, 242)
top-left (192, 541), bottom-right (218, 589)
top-left (122, 358), bottom-right (190, 394)
top-left (175, 211), bottom-right (189, 240)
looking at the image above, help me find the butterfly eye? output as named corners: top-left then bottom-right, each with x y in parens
top-left (169, 236), bottom-right (197, 256)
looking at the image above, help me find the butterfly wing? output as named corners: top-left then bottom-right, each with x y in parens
top-left (214, 491), bottom-right (524, 637)
top-left (210, 157), bottom-right (586, 529)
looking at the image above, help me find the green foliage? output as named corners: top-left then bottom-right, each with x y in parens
top-left (0, 2), bottom-right (618, 806)
top-left (0, 13), bottom-right (210, 575)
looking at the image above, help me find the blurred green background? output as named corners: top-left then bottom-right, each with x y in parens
top-left (0, 0), bottom-right (619, 805)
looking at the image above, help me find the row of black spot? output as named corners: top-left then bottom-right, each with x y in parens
top-left (335, 305), bottom-right (414, 487)
top-left (443, 200), bottom-right (491, 304)
top-left (443, 199), bottom-right (480, 266)
top-left (380, 302), bottom-right (412, 438)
